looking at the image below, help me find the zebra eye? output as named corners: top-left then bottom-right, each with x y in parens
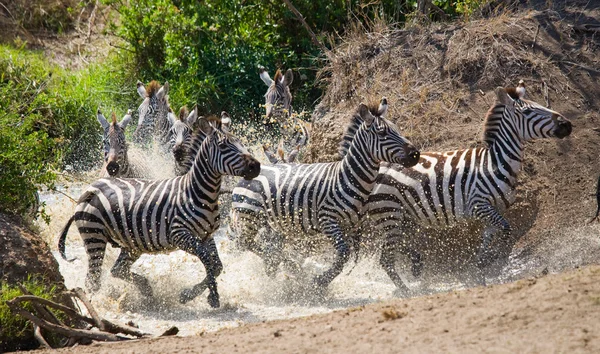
top-left (376, 128), bottom-right (386, 136)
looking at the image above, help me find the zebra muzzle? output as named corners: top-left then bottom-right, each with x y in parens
top-left (242, 159), bottom-right (261, 180)
top-left (106, 161), bottom-right (119, 176)
top-left (553, 118), bottom-right (572, 139)
top-left (399, 146), bottom-right (420, 168)
top-left (173, 146), bottom-right (186, 162)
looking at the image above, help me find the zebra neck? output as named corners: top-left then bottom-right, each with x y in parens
top-left (186, 144), bottom-right (221, 204)
top-left (487, 125), bottom-right (525, 178)
top-left (340, 136), bottom-right (380, 198)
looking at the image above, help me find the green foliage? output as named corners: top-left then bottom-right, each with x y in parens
top-left (0, 278), bottom-right (64, 352)
top-left (103, 0), bottom-right (333, 119)
top-left (103, 0), bottom-right (488, 122)
top-left (0, 45), bottom-right (134, 218)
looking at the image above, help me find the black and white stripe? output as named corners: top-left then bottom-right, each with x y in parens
top-left (170, 105), bottom-right (199, 176)
top-left (230, 98), bottom-right (420, 288)
top-left (134, 80), bottom-right (173, 150)
top-left (367, 85), bottom-right (573, 293)
top-left (97, 109), bottom-right (150, 178)
top-left (58, 116), bottom-right (261, 307)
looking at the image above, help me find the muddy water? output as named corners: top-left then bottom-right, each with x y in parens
top-left (36, 145), bottom-right (600, 338)
top-left (35, 146), bottom-right (402, 337)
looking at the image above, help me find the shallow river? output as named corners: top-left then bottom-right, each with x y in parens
top-left (35, 146), bottom-right (600, 337)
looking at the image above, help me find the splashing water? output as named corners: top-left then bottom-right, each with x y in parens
top-left (35, 130), bottom-right (600, 337)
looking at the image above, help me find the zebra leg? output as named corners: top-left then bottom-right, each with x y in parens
top-left (473, 203), bottom-right (511, 285)
top-left (379, 229), bottom-right (412, 296)
top-left (82, 234), bottom-right (108, 293)
top-left (176, 235), bottom-right (221, 308)
top-left (110, 249), bottom-right (153, 297)
top-left (261, 226), bottom-right (286, 277)
top-left (237, 215), bottom-right (282, 277)
top-left (313, 219), bottom-right (350, 288)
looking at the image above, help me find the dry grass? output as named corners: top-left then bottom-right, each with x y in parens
top-left (307, 6), bottom-right (600, 160)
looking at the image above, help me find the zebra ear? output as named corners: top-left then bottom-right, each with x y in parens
top-left (378, 97), bottom-right (388, 116)
top-left (496, 87), bottom-right (514, 107)
top-left (119, 109), bottom-right (133, 129)
top-left (186, 105), bottom-right (198, 126)
top-left (167, 108), bottom-right (176, 126)
top-left (157, 82), bottom-right (169, 100)
top-left (220, 111), bottom-right (231, 133)
top-left (259, 67), bottom-right (273, 87)
top-left (97, 108), bottom-right (110, 130)
top-left (136, 81), bottom-right (146, 98)
top-left (283, 69), bottom-right (293, 87)
top-left (198, 116), bottom-right (214, 136)
top-left (358, 103), bottom-right (375, 125)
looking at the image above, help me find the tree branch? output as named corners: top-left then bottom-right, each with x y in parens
top-left (281, 0), bottom-right (328, 53)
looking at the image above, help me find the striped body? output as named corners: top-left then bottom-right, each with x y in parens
top-left (59, 116), bottom-right (261, 307)
top-left (367, 86), bottom-right (572, 293)
top-left (134, 80), bottom-right (173, 150)
top-left (230, 99), bottom-right (420, 286)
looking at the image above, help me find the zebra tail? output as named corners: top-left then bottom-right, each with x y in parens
top-left (58, 215), bottom-right (77, 262)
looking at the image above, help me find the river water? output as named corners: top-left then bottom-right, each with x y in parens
top-left (35, 145), bottom-right (600, 337)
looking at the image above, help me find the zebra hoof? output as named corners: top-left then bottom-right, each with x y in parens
top-left (208, 293), bottom-right (220, 308)
top-left (179, 288), bottom-right (196, 304)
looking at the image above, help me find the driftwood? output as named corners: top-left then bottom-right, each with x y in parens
top-left (6, 286), bottom-right (179, 349)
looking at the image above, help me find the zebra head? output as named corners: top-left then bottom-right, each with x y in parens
top-left (97, 109), bottom-right (132, 176)
top-left (134, 80), bottom-right (170, 143)
top-left (485, 82), bottom-right (572, 144)
top-left (171, 105), bottom-right (198, 163)
top-left (356, 97), bottom-right (420, 168)
top-left (199, 112), bottom-right (261, 180)
top-left (260, 67), bottom-right (293, 120)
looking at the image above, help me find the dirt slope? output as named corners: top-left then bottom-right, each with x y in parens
top-left (35, 264), bottom-right (600, 354)
top-left (305, 1), bottom-right (600, 279)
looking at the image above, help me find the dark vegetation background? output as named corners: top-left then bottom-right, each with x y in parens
top-left (0, 0), bottom-right (484, 218)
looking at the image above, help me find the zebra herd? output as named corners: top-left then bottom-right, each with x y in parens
top-left (58, 70), bottom-right (572, 308)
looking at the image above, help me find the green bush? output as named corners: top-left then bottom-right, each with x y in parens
top-left (0, 278), bottom-right (65, 352)
top-left (0, 45), bottom-right (134, 218)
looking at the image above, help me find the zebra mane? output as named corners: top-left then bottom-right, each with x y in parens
top-left (178, 106), bottom-right (189, 121)
top-left (272, 70), bottom-right (283, 85)
top-left (145, 80), bottom-right (161, 97)
top-left (481, 102), bottom-right (511, 146)
top-left (111, 112), bottom-right (117, 125)
top-left (338, 101), bottom-right (381, 158)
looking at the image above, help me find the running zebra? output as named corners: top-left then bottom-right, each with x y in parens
top-left (58, 115), bottom-right (261, 307)
top-left (367, 83), bottom-right (572, 293)
top-left (98, 109), bottom-right (149, 178)
top-left (230, 98), bottom-right (420, 287)
top-left (170, 105), bottom-right (199, 176)
top-left (260, 67), bottom-right (293, 122)
top-left (134, 80), bottom-right (173, 150)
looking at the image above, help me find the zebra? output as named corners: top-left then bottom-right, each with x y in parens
top-left (260, 67), bottom-right (293, 122)
top-left (229, 98), bottom-right (420, 287)
top-left (97, 109), bottom-right (149, 178)
top-left (57, 115), bottom-right (261, 308)
top-left (366, 83), bottom-right (572, 294)
top-left (259, 67), bottom-right (309, 148)
top-left (134, 80), bottom-right (173, 150)
top-left (170, 105), bottom-right (199, 176)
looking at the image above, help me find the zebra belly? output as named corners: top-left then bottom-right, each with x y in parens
top-left (74, 178), bottom-right (212, 255)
